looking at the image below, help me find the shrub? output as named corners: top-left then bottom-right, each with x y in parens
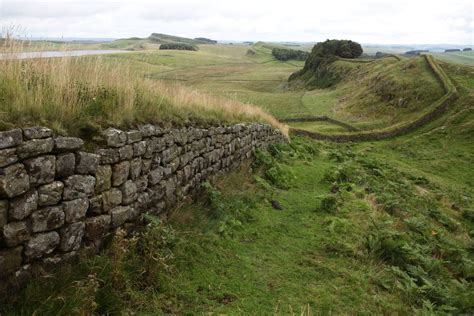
top-left (289, 39), bottom-right (363, 88)
top-left (271, 48), bottom-right (309, 61)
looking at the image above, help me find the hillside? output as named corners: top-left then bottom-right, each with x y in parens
top-left (102, 33), bottom-right (217, 50)
top-left (1, 37), bottom-right (473, 314)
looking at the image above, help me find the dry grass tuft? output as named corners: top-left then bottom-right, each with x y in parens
top-left (0, 30), bottom-right (287, 137)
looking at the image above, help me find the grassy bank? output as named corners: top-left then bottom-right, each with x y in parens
top-left (0, 38), bottom-right (287, 137)
top-left (2, 129), bottom-right (472, 313)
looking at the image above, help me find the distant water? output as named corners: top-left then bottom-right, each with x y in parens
top-left (0, 49), bottom-right (130, 60)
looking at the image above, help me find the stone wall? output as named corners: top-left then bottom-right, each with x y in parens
top-left (0, 123), bottom-right (286, 287)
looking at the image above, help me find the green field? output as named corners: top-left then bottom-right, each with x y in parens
top-left (432, 51), bottom-right (474, 66)
top-left (1, 40), bottom-right (473, 314)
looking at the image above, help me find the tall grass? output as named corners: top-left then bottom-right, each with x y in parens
top-left (0, 32), bottom-right (287, 137)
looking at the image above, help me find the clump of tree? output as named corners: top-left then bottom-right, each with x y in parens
top-left (463, 48), bottom-right (472, 51)
top-left (289, 39), bottom-right (363, 88)
top-left (272, 48), bottom-right (309, 61)
top-left (159, 43), bottom-right (198, 51)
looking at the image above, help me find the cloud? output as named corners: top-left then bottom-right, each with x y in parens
top-left (0, 0), bottom-right (472, 44)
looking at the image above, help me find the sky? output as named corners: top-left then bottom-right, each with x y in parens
top-left (0, 0), bottom-right (473, 44)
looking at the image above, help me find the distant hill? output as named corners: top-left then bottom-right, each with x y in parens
top-left (103, 33), bottom-right (217, 50)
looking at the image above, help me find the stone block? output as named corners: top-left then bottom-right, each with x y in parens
top-left (37, 181), bottom-right (64, 206)
top-left (102, 188), bottom-right (122, 212)
top-left (130, 157), bottom-right (141, 180)
top-left (24, 155), bottom-right (56, 186)
top-left (84, 215), bottom-right (111, 242)
top-left (17, 138), bottom-right (54, 159)
top-left (148, 167), bottom-right (164, 185)
top-left (31, 205), bottom-right (65, 233)
top-left (95, 148), bottom-right (119, 164)
top-left (24, 231), bottom-right (60, 260)
top-left (119, 145), bottom-right (133, 161)
top-left (63, 175), bottom-right (96, 200)
top-left (75, 152), bottom-right (100, 175)
top-left (102, 128), bottom-right (127, 147)
top-left (112, 161), bottom-right (130, 186)
top-left (3, 221), bottom-right (30, 247)
top-left (59, 222), bottom-right (85, 252)
top-left (133, 141), bottom-right (147, 157)
top-left (0, 163), bottom-right (30, 198)
top-left (9, 190), bottom-right (38, 221)
top-left (0, 148), bottom-right (18, 168)
top-left (22, 127), bottom-right (52, 140)
top-left (110, 206), bottom-right (131, 227)
top-left (56, 153), bottom-right (75, 178)
top-left (120, 180), bottom-right (138, 205)
top-left (63, 198), bottom-right (89, 223)
top-left (95, 164), bottom-right (112, 193)
top-left (54, 137), bottom-right (84, 152)
top-left (0, 129), bottom-right (23, 150)
top-left (135, 175), bottom-right (148, 192)
top-left (126, 130), bottom-right (142, 144)
top-left (88, 195), bottom-right (103, 215)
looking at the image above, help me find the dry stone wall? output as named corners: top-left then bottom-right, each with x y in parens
top-left (0, 123), bottom-right (285, 287)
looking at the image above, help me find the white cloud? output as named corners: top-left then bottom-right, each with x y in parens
top-left (0, 0), bottom-right (472, 44)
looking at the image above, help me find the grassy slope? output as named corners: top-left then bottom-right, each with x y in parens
top-left (1, 43), bottom-right (473, 315)
top-left (432, 51), bottom-right (474, 67)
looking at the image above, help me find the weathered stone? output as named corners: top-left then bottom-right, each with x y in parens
top-left (95, 165), bottom-right (112, 193)
top-left (75, 152), bottom-right (100, 175)
top-left (0, 246), bottom-right (23, 276)
top-left (56, 153), bottom-right (75, 178)
top-left (63, 198), bottom-right (89, 223)
top-left (59, 222), bottom-right (85, 251)
top-left (127, 130), bottom-right (142, 144)
top-left (0, 163), bottom-right (30, 198)
top-left (24, 231), bottom-right (60, 260)
top-left (133, 141), bottom-right (147, 157)
top-left (31, 205), bottom-right (65, 233)
top-left (148, 167), bottom-right (164, 185)
top-left (63, 175), bottom-right (95, 200)
top-left (103, 128), bottom-right (127, 147)
top-left (133, 192), bottom-right (150, 215)
top-left (110, 206), bottom-right (131, 227)
top-left (138, 124), bottom-right (159, 137)
top-left (17, 138), bottom-right (54, 159)
top-left (102, 188), bottom-right (122, 212)
top-left (24, 155), bottom-right (56, 186)
top-left (141, 159), bottom-right (152, 174)
top-left (3, 221), bottom-right (30, 247)
top-left (130, 158), bottom-right (142, 180)
top-left (37, 181), bottom-right (64, 206)
top-left (54, 137), bottom-right (84, 152)
top-left (9, 190), bottom-right (38, 221)
top-left (88, 195), bottom-right (103, 215)
top-left (22, 127), bottom-right (52, 140)
top-left (151, 155), bottom-right (161, 169)
top-left (112, 161), bottom-right (130, 186)
top-left (150, 136), bottom-right (166, 153)
top-left (119, 145), bottom-right (133, 161)
top-left (120, 180), bottom-right (138, 205)
top-left (0, 129), bottom-right (23, 149)
top-left (0, 148), bottom-right (18, 168)
top-left (135, 175), bottom-right (148, 192)
top-left (84, 215), bottom-right (111, 242)
top-left (0, 200), bottom-right (7, 227)
top-left (95, 148), bottom-right (119, 164)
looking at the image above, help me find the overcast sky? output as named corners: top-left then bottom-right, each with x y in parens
top-left (0, 0), bottom-right (472, 44)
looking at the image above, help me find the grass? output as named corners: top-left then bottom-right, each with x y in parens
top-left (0, 37), bottom-right (473, 314)
top-left (432, 51), bottom-right (474, 67)
top-left (2, 127), bottom-right (472, 313)
top-left (0, 37), bottom-right (287, 137)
